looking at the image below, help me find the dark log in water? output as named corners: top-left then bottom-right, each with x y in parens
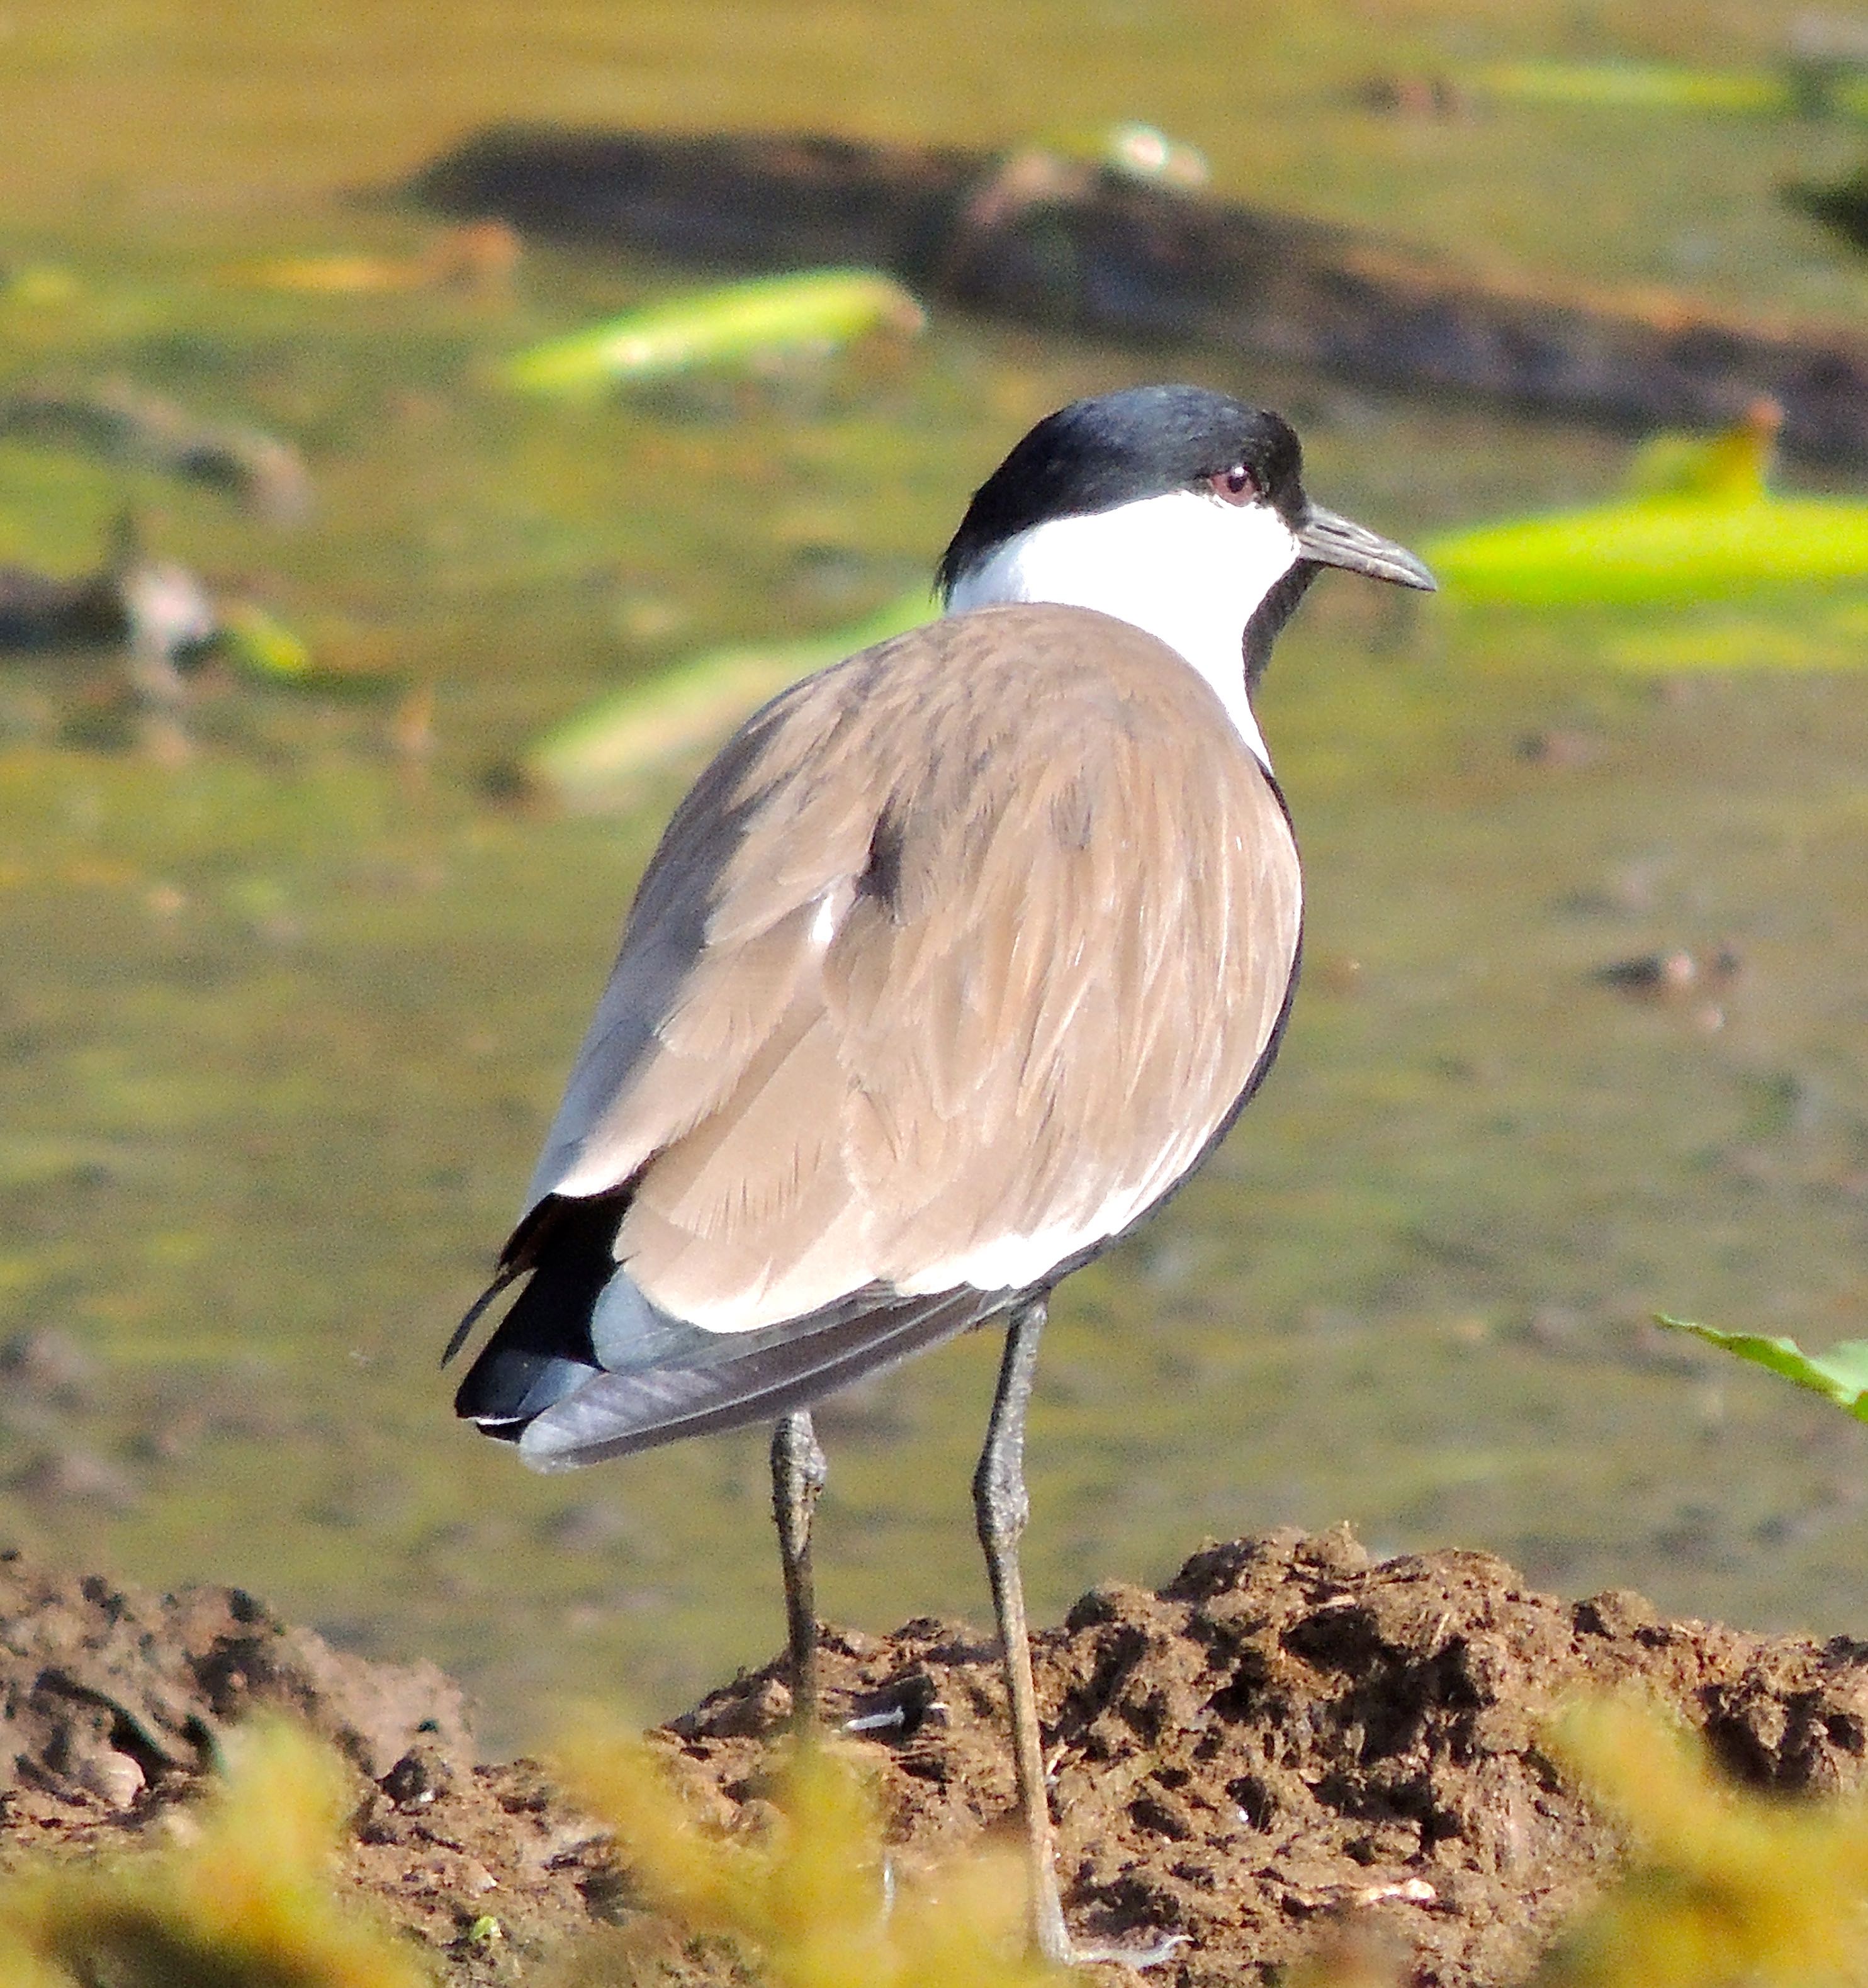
top-left (0, 384), bottom-right (313, 525)
top-left (0, 562), bottom-right (123, 651)
top-left (411, 125), bottom-right (1868, 464)
top-left (1786, 164), bottom-right (1868, 254)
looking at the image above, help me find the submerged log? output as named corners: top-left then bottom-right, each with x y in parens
top-left (0, 383), bottom-right (312, 525)
top-left (0, 561), bottom-right (122, 651)
top-left (1786, 162), bottom-right (1868, 254)
top-left (412, 126), bottom-right (1868, 464)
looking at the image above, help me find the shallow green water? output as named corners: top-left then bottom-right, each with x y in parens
top-left (5, 0), bottom-right (1868, 1752)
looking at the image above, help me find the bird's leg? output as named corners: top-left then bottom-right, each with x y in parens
top-left (974, 1297), bottom-right (1071, 1965)
top-left (771, 1408), bottom-right (829, 1733)
top-left (974, 1306), bottom-right (1190, 1974)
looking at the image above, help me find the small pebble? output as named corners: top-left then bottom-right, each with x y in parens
top-left (1592, 946), bottom-right (1739, 1001)
top-left (1516, 727), bottom-right (1601, 769)
top-left (76, 1748), bottom-right (145, 1809)
top-left (1356, 1877), bottom-right (1437, 1906)
top-left (382, 1745), bottom-right (453, 1809)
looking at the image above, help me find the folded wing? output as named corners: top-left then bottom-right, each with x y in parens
top-left (459, 603), bottom-right (1302, 1458)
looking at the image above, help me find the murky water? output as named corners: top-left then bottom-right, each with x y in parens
top-left (4, 0), bottom-right (1868, 1751)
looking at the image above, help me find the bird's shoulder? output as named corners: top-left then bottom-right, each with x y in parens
top-left (643, 602), bottom-right (1273, 901)
top-left (846, 600), bottom-right (1254, 745)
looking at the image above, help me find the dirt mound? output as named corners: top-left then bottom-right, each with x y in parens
top-left (671, 1526), bottom-right (1868, 1984)
top-left (0, 1547), bottom-right (629, 1975)
top-left (0, 1545), bottom-right (471, 1803)
top-left (5, 1530), bottom-right (1868, 1984)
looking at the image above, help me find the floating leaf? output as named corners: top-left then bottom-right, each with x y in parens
top-left (1427, 497), bottom-right (1868, 606)
top-left (1427, 401), bottom-right (1868, 611)
top-left (1463, 59), bottom-right (1868, 120)
top-left (232, 222), bottom-right (520, 296)
top-left (217, 599), bottom-right (313, 678)
top-left (1658, 1316), bottom-right (1868, 1421)
top-left (500, 269), bottom-right (926, 398)
top-left (242, 254), bottom-right (425, 294)
top-left (517, 588), bottom-right (934, 809)
top-left (1, 266), bottom-right (77, 308)
top-left (1623, 400), bottom-right (1778, 503)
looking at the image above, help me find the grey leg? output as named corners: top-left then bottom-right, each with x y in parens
top-left (771, 1408), bottom-right (828, 1731)
top-left (974, 1298), bottom-right (1071, 1964)
top-left (974, 1305), bottom-right (1191, 1973)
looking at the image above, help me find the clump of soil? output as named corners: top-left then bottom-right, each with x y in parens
top-left (5, 1529), bottom-right (1868, 1985)
top-left (0, 1546), bottom-right (618, 1978)
top-left (0, 1545), bottom-right (471, 1801)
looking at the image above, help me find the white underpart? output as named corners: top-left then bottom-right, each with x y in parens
top-left (943, 488), bottom-right (1301, 773)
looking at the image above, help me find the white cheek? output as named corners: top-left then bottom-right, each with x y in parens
top-left (1217, 501), bottom-right (1305, 607)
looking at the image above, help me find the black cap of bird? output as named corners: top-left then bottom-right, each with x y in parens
top-left (447, 382), bottom-right (1434, 1964)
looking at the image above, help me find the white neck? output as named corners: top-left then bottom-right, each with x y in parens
top-left (942, 488), bottom-right (1299, 771)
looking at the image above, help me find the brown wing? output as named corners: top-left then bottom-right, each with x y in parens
top-left (524, 603), bottom-right (1301, 1334)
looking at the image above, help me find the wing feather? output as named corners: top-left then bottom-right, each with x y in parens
top-left (525, 604), bottom-right (1302, 1334)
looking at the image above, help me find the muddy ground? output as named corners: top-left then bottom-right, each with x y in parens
top-left (4, 1528), bottom-right (1868, 1985)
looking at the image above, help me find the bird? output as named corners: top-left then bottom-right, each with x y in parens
top-left (447, 383), bottom-right (1435, 1963)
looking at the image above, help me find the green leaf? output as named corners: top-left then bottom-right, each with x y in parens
top-left (500, 269), bottom-right (926, 398)
top-left (1658, 1317), bottom-right (1868, 1421)
top-left (217, 598), bottom-right (312, 678)
top-left (518, 588), bottom-right (936, 809)
top-left (1424, 497), bottom-right (1868, 607)
top-left (1463, 59), bottom-right (1868, 121)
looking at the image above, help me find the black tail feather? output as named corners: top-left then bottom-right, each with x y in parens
top-left (441, 1264), bottom-right (520, 1367)
top-left (452, 1197), bottom-right (620, 1427)
top-left (452, 1192), bottom-right (1016, 1467)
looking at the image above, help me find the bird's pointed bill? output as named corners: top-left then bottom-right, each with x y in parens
top-left (1298, 506), bottom-right (1438, 590)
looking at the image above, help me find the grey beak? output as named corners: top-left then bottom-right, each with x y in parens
top-left (1298, 505), bottom-right (1438, 591)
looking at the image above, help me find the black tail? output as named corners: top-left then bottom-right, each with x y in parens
top-left (451, 1196), bottom-right (620, 1435)
top-left (450, 1193), bottom-right (1015, 1471)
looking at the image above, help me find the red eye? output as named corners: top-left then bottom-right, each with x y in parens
top-left (1208, 464), bottom-right (1259, 505)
